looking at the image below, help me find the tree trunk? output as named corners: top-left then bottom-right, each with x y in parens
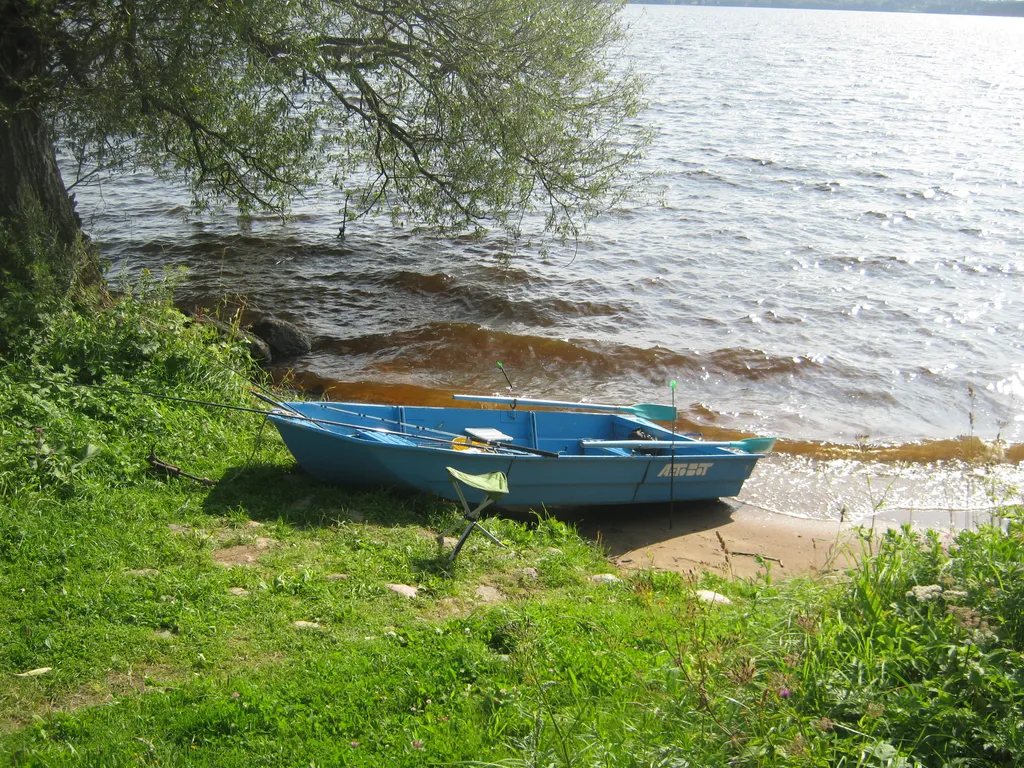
top-left (0, 0), bottom-right (103, 300)
top-left (0, 106), bottom-right (103, 298)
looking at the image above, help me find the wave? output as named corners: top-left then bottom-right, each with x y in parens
top-left (311, 324), bottom-right (840, 389)
top-left (373, 272), bottom-right (626, 327)
top-left (766, 435), bottom-right (1021, 464)
top-left (681, 169), bottom-right (743, 188)
top-left (704, 347), bottom-right (828, 379)
top-left (313, 323), bottom-right (679, 371)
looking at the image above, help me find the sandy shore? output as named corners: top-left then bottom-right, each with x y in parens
top-left (559, 500), bottom-right (868, 580)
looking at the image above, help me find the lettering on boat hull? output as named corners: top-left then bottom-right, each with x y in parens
top-left (657, 462), bottom-right (714, 478)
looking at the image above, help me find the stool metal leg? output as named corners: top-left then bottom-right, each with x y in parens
top-left (441, 484), bottom-right (506, 561)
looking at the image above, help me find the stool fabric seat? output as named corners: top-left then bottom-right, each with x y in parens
top-left (446, 467), bottom-right (508, 498)
top-left (439, 466), bottom-right (509, 561)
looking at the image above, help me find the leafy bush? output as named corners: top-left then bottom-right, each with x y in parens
top-left (798, 525), bottom-right (1024, 767)
top-left (0, 275), bottom-right (259, 496)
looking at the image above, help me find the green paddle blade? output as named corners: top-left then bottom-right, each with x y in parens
top-left (732, 437), bottom-right (776, 454)
top-left (631, 403), bottom-right (678, 421)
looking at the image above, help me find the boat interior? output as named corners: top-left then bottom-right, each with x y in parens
top-left (285, 402), bottom-right (735, 458)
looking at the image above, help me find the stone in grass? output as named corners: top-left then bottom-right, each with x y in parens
top-left (386, 583), bottom-right (418, 599)
top-left (325, 573), bottom-right (350, 582)
top-left (124, 569), bottom-right (160, 577)
top-left (475, 585), bottom-right (505, 603)
top-left (293, 621), bottom-right (321, 629)
top-left (212, 538), bottom-right (277, 567)
top-left (589, 573), bottom-right (620, 584)
top-left (228, 587), bottom-right (250, 597)
top-left (519, 567), bottom-right (540, 581)
top-left (695, 590), bottom-right (732, 605)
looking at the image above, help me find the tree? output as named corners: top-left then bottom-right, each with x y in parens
top-left (0, 0), bottom-right (648, 299)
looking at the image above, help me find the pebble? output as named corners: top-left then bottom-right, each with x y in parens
top-left (695, 590), bottom-right (732, 605)
top-left (386, 583), bottom-right (418, 598)
top-left (475, 585), bottom-right (505, 602)
top-left (14, 667), bottom-right (52, 677)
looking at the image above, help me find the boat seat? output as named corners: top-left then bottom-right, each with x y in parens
top-left (438, 467), bottom-right (508, 561)
top-left (464, 427), bottom-right (513, 444)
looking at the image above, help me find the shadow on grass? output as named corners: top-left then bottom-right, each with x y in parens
top-left (204, 465), bottom-right (738, 563)
top-left (204, 464), bottom-right (455, 529)
top-left (529, 498), bottom-right (738, 558)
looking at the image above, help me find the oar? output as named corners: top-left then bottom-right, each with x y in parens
top-left (452, 394), bottom-right (677, 421)
top-left (580, 437), bottom-right (777, 454)
top-left (77, 383), bottom-right (557, 457)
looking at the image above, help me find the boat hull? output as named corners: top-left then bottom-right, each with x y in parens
top-left (269, 402), bottom-right (765, 508)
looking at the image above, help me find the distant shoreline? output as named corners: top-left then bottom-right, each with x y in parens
top-left (631, 0), bottom-right (1024, 18)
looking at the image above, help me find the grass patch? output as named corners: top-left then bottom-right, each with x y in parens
top-left (1, 283), bottom-right (1022, 766)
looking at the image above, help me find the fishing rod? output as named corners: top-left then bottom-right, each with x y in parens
top-left (77, 383), bottom-right (274, 416)
top-left (75, 383), bottom-right (558, 458)
top-left (315, 400), bottom-right (539, 451)
top-left (270, 406), bottom-right (558, 457)
top-left (497, 361), bottom-right (515, 391)
top-left (251, 390), bottom-right (546, 456)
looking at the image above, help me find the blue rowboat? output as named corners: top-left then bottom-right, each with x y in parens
top-left (267, 401), bottom-right (773, 507)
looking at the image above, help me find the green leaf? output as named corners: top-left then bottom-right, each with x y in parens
top-left (76, 443), bottom-right (102, 463)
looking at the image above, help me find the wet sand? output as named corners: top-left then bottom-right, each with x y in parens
top-left (559, 451), bottom-right (1017, 580)
top-left (560, 500), bottom-right (871, 580)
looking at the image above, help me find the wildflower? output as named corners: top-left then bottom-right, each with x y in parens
top-left (906, 584), bottom-right (943, 602)
top-left (350, 741), bottom-right (359, 748)
top-left (231, 692), bottom-right (240, 698)
top-left (865, 702), bottom-right (885, 719)
top-left (412, 740), bottom-right (424, 750)
top-left (779, 688), bottom-right (792, 699)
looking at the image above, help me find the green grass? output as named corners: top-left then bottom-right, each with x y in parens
top-left (1, 283), bottom-right (1022, 766)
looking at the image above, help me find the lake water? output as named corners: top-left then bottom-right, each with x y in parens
top-left (76, 5), bottom-right (1024, 524)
